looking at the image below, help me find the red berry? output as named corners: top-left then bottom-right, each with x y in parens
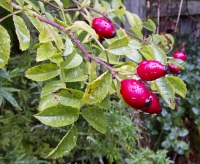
top-left (120, 79), bottom-right (151, 109)
top-left (136, 60), bottom-right (167, 81)
top-left (168, 63), bottom-right (181, 74)
top-left (143, 92), bottom-right (162, 114)
top-left (173, 51), bottom-right (187, 61)
top-left (92, 17), bottom-right (115, 39)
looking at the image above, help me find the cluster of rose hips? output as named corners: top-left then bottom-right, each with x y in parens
top-left (92, 17), bottom-right (186, 114)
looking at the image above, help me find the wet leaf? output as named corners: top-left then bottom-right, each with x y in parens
top-left (47, 125), bottom-right (78, 158)
top-left (35, 104), bottom-right (79, 127)
top-left (0, 25), bottom-right (10, 68)
top-left (81, 107), bottom-right (107, 133)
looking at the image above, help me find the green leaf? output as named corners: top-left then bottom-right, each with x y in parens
top-left (98, 52), bottom-right (121, 65)
top-left (35, 104), bottom-right (79, 127)
top-left (54, 17), bottom-right (68, 27)
top-left (63, 0), bottom-right (70, 8)
top-left (24, 0), bottom-right (40, 13)
top-left (46, 24), bottom-right (64, 50)
top-left (81, 71), bottom-right (112, 104)
top-left (107, 36), bottom-right (131, 55)
top-left (36, 42), bottom-right (57, 62)
top-left (81, 107), bottom-right (107, 133)
top-left (25, 11), bottom-right (43, 32)
top-left (168, 58), bottom-right (186, 69)
top-left (139, 44), bottom-right (153, 60)
top-left (178, 129), bottom-right (189, 137)
top-left (47, 125), bottom-right (78, 158)
top-left (131, 28), bottom-right (143, 38)
top-left (165, 34), bottom-right (174, 52)
top-left (126, 11), bottom-right (142, 30)
top-left (39, 28), bottom-right (52, 43)
top-left (96, 96), bottom-right (111, 110)
top-left (50, 53), bottom-right (63, 63)
top-left (25, 64), bottom-right (60, 81)
top-left (81, 0), bottom-right (90, 7)
top-left (125, 49), bottom-right (142, 63)
top-left (108, 36), bottom-right (130, 48)
top-left (62, 54), bottom-right (83, 69)
top-left (0, 0), bottom-right (13, 12)
top-left (16, 0), bottom-right (24, 6)
top-left (0, 88), bottom-right (21, 110)
top-left (176, 141), bottom-right (189, 151)
top-left (0, 25), bottom-right (11, 68)
top-left (13, 15), bottom-right (30, 51)
top-left (142, 19), bottom-right (156, 33)
top-left (63, 36), bottom-right (74, 56)
top-left (166, 76), bottom-right (187, 98)
top-left (192, 107), bottom-right (200, 115)
top-left (41, 81), bottom-right (66, 98)
top-left (86, 61), bottom-right (97, 82)
top-left (39, 94), bottom-right (59, 111)
top-left (55, 88), bottom-right (85, 109)
top-left (64, 67), bottom-right (88, 82)
top-left (69, 21), bottom-right (98, 40)
top-left (150, 45), bottom-right (167, 64)
top-left (155, 78), bottom-right (175, 109)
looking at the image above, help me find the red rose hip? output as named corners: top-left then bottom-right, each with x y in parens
top-left (173, 51), bottom-right (187, 61)
top-left (168, 63), bottom-right (181, 74)
top-left (143, 92), bottom-right (162, 114)
top-left (92, 17), bottom-right (115, 39)
top-left (136, 60), bottom-right (167, 81)
top-left (120, 79), bottom-right (151, 109)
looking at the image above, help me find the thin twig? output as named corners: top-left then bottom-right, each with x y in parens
top-left (174, 0), bottom-right (184, 32)
top-left (156, 0), bottom-right (160, 34)
top-left (173, 152), bottom-right (178, 162)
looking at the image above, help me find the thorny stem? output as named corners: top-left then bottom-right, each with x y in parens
top-left (9, 2), bottom-right (118, 78)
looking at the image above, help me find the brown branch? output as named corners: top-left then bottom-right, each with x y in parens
top-left (9, 2), bottom-right (117, 78)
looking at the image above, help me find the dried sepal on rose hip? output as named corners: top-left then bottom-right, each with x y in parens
top-left (136, 60), bottom-right (167, 81)
top-left (142, 92), bottom-right (162, 114)
top-left (173, 51), bottom-right (187, 61)
top-left (120, 79), bottom-right (152, 109)
top-left (92, 17), bottom-right (115, 39)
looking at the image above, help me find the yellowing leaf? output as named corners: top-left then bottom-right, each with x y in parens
top-left (0, 25), bottom-right (10, 68)
top-left (13, 15), bottom-right (30, 51)
top-left (25, 64), bottom-right (60, 81)
top-left (166, 76), bottom-right (187, 98)
top-left (81, 71), bottom-right (112, 104)
top-left (0, 0), bottom-right (13, 12)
